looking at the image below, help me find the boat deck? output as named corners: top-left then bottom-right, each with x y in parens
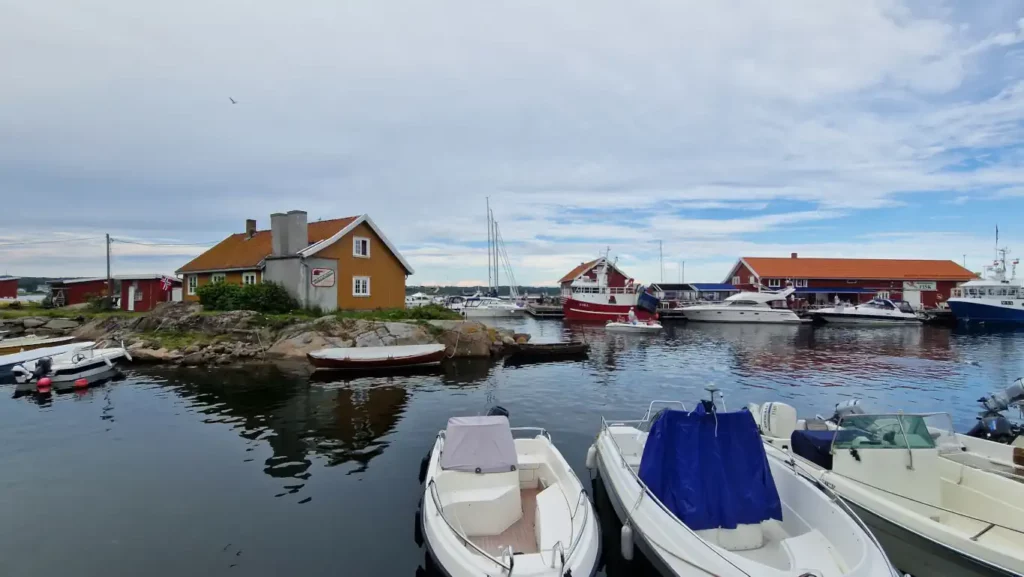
top-left (469, 488), bottom-right (540, 555)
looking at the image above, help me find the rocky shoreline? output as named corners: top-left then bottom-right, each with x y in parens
top-left (1, 303), bottom-right (530, 370)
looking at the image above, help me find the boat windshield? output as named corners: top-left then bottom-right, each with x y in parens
top-left (898, 302), bottom-right (915, 313)
top-left (832, 414), bottom-right (937, 450)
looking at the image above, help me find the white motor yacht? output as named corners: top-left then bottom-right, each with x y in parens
top-left (682, 287), bottom-right (802, 324)
top-left (460, 296), bottom-right (524, 318)
top-left (420, 412), bottom-right (600, 577)
top-left (587, 396), bottom-right (898, 577)
top-left (753, 400), bottom-right (1024, 577)
top-left (811, 299), bottom-right (922, 325)
top-left (405, 292), bottom-right (434, 308)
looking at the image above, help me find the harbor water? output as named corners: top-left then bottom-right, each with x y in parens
top-left (1, 319), bottom-right (1022, 576)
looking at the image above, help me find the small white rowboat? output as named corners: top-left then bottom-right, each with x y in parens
top-left (307, 344), bottom-right (447, 370)
top-left (605, 321), bottom-right (663, 333)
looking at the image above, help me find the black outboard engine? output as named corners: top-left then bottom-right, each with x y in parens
top-left (486, 406), bottom-right (510, 419)
top-left (966, 414), bottom-right (1017, 443)
top-left (32, 357), bottom-right (53, 380)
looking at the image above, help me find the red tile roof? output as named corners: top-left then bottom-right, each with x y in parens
top-left (559, 259), bottom-right (600, 284)
top-left (741, 257), bottom-right (976, 281)
top-left (177, 217), bottom-right (358, 273)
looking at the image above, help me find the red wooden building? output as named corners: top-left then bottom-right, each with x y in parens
top-left (724, 254), bottom-right (977, 309)
top-left (47, 278), bottom-right (109, 307)
top-left (0, 276), bottom-right (18, 299)
top-left (117, 275), bottom-right (181, 312)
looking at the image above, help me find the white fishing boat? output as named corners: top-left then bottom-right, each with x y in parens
top-left (587, 394), bottom-right (898, 577)
top-left (811, 299), bottom-right (922, 325)
top-left (406, 292), bottom-right (434, 308)
top-left (460, 296), bottom-right (524, 318)
top-left (0, 341), bottom-right (96, 377)
top-left (605, 320), bottom-right (662, 333)
top-left (753, 401), bottom-right (1024, 577)
top-left (420, 411), bottom-right (600, 577)
top-left (682, 287), bottom-right (803, 324)
top-left (12, 344), bottom-right (132, 385)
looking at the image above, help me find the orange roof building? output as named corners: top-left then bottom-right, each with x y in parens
top-left (724, 253), bottom-right (976, 309)
top-left (177, 212), bottom-right (413, 311)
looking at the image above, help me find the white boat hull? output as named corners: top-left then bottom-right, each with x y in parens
top-left (605, 322), bottom-right (662, 333)
top-left (461, 307), bottom-right (523, 318)
top-left (812, 314), bottom-right (921, 326)
top-left (51, 364), bottom-right (121, 387)
top-left (682, 308), bottom-right (802, 324)
top-left (422, 429), bottom-right (600, 577)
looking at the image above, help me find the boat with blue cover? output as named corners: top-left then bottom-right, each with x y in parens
top-left (587, 391), bottom-right (897, 576)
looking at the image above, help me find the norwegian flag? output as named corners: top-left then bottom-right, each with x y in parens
top-left (160, 276), bottom-right (174, 291)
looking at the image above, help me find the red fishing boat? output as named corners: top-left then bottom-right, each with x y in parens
top-left (559, 256), bottom-right (660, 322)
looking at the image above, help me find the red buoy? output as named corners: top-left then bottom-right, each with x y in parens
top-left (36, 378), bottom-right (52, 394)
top-left (73, 378), bottom-right (89, 389)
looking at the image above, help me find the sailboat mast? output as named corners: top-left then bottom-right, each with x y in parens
top-left (493, 215), bottom-right (500, 294)
top-left (486, 198), bottom-right (492, 292)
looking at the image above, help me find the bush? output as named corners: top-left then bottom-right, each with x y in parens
top-left (335, 304), bottom-right (461, 321)
top-left (197, 281), bottom-right (298, 314)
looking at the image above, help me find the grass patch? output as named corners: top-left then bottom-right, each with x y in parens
top-left (136, 331), bottom-right (229, 351)
top-left (334, 305), bottom-right (461, 322)
top-left (0, 301), bottom-right (138, 320)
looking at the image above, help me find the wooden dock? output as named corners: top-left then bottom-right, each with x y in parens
top-left (525, 304), bottom-right (564, 318)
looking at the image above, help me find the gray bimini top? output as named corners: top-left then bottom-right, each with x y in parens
top-left (440, 416), bottom-right (518, 473)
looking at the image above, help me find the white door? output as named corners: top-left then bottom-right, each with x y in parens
top-left (903, 289), bottom-right (921, 309)
top-left (128, 285), bottom-right (136, 311)
top-left (172, 287), bottom-right (182, 302)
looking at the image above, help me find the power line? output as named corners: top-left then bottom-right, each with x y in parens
top-left (0, 236), bottom-right (105, 248)
top-left (111, 238), bottom-right (220, 247)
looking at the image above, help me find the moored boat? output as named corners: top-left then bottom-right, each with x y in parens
top-left (504, 342), bottom-right (589, 362)
top-left (12, 344), bottom-right (132, 386)
top-left (947, 247), bottom-right (1023, 325)
top-left (811, 298), bottom-right (922, 325)
top-left (605, 320), bottom-right (662, 333)
top-left (560, 255), bottom-right (660, 322)
top-left (0, 335), bottom-right (76, 355)
top-left (753, 400), bottom-right (1024, 576)
top-left (588, 395), bottom-right (898, 576)
top-left (682, 287), bottom-right (803, 324)
top-left (307, 344), bottom-right (447, 370)
top-left (420, 411), bottom-right (600, 576)
top-left (0, 341), bottom-right (96, 380)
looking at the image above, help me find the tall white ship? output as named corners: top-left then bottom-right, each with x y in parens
top-left (947, 247), bottom-right (1023, 325)
top-left (682, 286), bottom-right (803, 323)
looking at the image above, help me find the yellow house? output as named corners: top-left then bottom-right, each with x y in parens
top-left (176, 211), bottom-right (413, 310)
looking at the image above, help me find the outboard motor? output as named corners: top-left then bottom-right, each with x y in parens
top-left (486, 406), bottom-right (510, 419)
top-left (830, 399), bottom-right (866, 423)
top-left (33, 357), bottom-right (53, 380)
top-left (978, 378), bottom-right (1024, 414)
top-left (966, 414), bottom-right (1017, 444)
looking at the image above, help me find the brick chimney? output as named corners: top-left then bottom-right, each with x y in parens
top-left (791, 252), bottom-right (798, 259)
top-left (245, 219), bottom-right (257, 239)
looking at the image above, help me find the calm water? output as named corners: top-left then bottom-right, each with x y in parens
top-left (2, 320), bottom-right (1023, 577)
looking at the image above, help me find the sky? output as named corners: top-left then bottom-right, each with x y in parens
top-left (2, 1), bottom-right (1023, 286)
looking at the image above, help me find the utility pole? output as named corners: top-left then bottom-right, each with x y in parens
top-left (963, 254), bottom-right (967, 268)
top-left (106, 233), bottom-right (113, 303)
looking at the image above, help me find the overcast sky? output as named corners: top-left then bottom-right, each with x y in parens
top-left (2, 1), bottom-right (1023, 285)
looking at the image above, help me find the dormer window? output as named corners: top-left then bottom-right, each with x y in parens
top-left (353, 237), bottom-right (370, 258)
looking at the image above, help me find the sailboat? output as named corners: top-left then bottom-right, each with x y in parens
top-left (460, 201), bottom-right (523, 319)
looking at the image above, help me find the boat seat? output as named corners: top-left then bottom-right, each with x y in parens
top-left (782, 530), bottom-right (843, 577)
top-left (438, 470), bottom-right (523, 537)
top-left (534, 483), bottom-right (572, 552)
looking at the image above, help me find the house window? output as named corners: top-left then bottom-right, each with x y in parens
top-left (353, 276), bottom-right (370, 297)
top-left (133, 282), bottom-right (143, 301)
top-left (876, 291), bottom-right (890, 299)
top-left (353, 237), bottom-right (370, 258)
top-left (794, 279), bottom-right (808, 288)
top-left (748, 276), bottom-right (756, 285)
top-left (767, 278), bottom-right (781, 288)
top-left (243, 272), bottom-right (257, 285)
top-left (188, 275), bottom-right (197, 295)
top-left (211, 273), bottom-right (226, 284)
top-left (732, 276), bottom-right (740, 285)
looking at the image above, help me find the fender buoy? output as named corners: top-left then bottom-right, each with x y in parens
top-left (73, 378), bottom-right (89, 389)
top-left (418, 452), bottom-right (430, 484)
top-left (621, 524), bottom-right (634, 560)
top-left (36, 378), bottom-right (52, 394)
top-left (585, 445), bottom-right (597, 470)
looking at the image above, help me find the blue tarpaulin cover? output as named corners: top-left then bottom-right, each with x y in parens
top-left (637, 406), bottom-right (783, 531)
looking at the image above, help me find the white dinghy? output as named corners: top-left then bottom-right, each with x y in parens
top-left (587, 396), bottom-right (898, 577)
top-left (605, 320), bottom-right (662, 333)
top-left (754, 401), bottom-right (1024, 577)
top-left (13, 344), bottom-right (132, 386)
top-left (421, 412), bottom-right (600, 577)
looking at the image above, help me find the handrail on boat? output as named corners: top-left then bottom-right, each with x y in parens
top-left (427, 478), bottom-right (513, 572)
top-left (509, 426), bottom-right (552, 441)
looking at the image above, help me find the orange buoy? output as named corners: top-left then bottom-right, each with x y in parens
top-left (73, 378), bottom-right (89, 389)
top-left (36, 378), bottom-right (52, 394)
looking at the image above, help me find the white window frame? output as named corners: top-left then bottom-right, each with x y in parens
top-left (748, 276), bottom-right (756, 285)
top-left (876, 291), bottom-right (890, 299)
top-left (767, 278), bottom-right (781, 288)
top-left (794, 279), bottom-right (808, 288)
top-left (353, 276), bottom-right (370, 297)
top-left (731, 276), bottom-right (740, 285)
top-left (242, 272), bottom-right (257, 285)
top-left (211, 273), bottom-right (226, 284)
top-left (187, 275), bottom-right (198, 295)
top-left (353, 236), bottom-right (370, 258)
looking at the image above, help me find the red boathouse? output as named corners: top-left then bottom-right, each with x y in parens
top-left (117, 275), bottom-right (181, 312)
top-left (47, 278), bottom-right (109, 307)
top-left (0, 276), bottom-right (18, 299)
top-left (724, 254), bottom-right (977, 309)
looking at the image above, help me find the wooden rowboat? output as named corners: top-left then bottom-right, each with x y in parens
top-left (307, 344), bottom-right (448, 370)
top-left (0, 335), bottom-right (76, 355)
top-left (505, 341), bottom-right (589, 360)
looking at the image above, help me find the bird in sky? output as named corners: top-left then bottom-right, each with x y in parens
top-left (229, 97), bottom-right (237, 104)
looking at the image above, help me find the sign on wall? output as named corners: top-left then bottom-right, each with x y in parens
top-left (903, 281), bottom-right (936, 291)
top-left (311, 268), bottom-right (336, 288)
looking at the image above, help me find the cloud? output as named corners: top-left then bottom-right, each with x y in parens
top-left (1, 1), bottom-right (1023, 284)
